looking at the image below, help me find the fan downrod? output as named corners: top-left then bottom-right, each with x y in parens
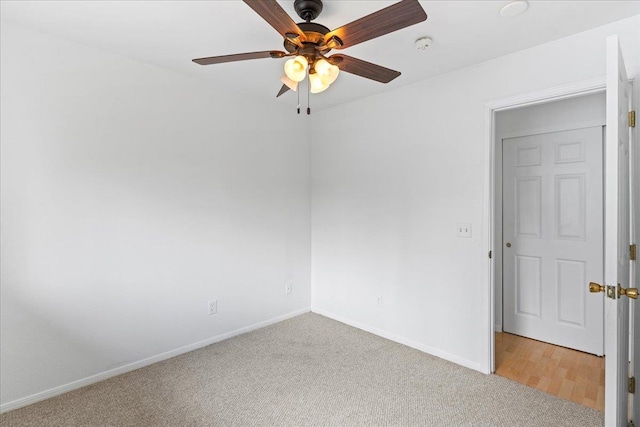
top-left (294, 0), bottom-right (323, 22)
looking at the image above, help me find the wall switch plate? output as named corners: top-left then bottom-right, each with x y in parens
top-left (285, 283), bottom-right (292, 295)
top-left (208, 299), bottom-right (217, 315)
top-left (456, 223), bottom-right (472, 238)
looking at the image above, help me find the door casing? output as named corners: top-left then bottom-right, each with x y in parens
top-left (481, 79), bottom-right (610, 375)
top-left (483, 79), bottom-right (638, 426)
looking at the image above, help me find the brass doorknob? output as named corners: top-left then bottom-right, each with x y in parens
top-left (505, 242), bottom-right (512, 248)
top-left (589, 282), bottom-right (605, 293)
top-left (618, 285), bottom-right (638, 299)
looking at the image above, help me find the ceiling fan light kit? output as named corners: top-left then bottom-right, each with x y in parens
top-left (309, 72), bottom-right (327, 94)
top-left (193, 0), bottom-right (428, 113)
top-left (280, 75), bottom-right (299, 92)
top-left (284, 55), bottom-right (308, 82)
top-left (315, 59), bottom-right (339, 85)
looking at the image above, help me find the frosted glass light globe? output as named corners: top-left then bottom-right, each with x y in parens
top-left (309, 72), bottom-right (329, 94)
top-left (314, 59), bottom-right (339, 85)
top-left (284, 56), bottom-right (308, 82)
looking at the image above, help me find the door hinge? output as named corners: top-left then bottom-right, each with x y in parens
top-left (630, 244), bottom-right (637, 261)
top-left (630, 111), bottom-right (636, 128)
top-left (630, 377), bottom-right (636, 394)
top-left (489, 250), bottom-right (492, 259)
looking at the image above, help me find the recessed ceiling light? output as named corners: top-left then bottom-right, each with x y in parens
top-left (500, 0), bottom-right (529, 17)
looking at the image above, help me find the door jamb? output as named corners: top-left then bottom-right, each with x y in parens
top-left (481, 77), bottom-right (607, 374)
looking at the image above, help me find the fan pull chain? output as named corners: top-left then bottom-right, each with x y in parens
top-left (307, 74), bottom-right (311, 115)
top-left (297, 85), bottom-right (300, 114)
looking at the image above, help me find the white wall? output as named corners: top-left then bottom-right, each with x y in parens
top-left (493, 92), bottom-right (606, 331)
top-left (0, 22), bottom-right (311, 408)
top-left (3, 11), bottom-right (640, 413)
top-left (310, 16), bottom-right (640, 371)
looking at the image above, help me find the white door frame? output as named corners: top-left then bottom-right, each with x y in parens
top-left (483, 73), bottom-right (638, 371)
top-left (481, 77), bottom-right (609, 374)
top-left (493, 100), bottom-right (606, 336)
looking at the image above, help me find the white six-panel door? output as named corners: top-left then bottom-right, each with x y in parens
top-left (503, 126), bottom-right (604, 355)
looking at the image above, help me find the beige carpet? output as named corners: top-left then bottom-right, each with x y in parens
top-left (1, 313), bottom-right (603, 426)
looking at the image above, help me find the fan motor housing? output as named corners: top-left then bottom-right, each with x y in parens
top-left (283, 22), bottom-right (331, 53)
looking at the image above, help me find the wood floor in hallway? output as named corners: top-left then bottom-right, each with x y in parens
top-left (495, 332), bottom-right (605, 412)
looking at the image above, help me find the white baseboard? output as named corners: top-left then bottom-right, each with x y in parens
top-left (311, 307), bottom-right (482, 373)
top-left (0, 307), bottom-right (311, 414)
top-left (495, 324), bottom-right (503, 332)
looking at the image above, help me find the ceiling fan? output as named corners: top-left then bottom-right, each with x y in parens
top-left (193, 0), bottom-right (428, 112)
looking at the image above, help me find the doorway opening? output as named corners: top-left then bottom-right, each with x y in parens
top-left (491, 92), bottom-right (606, 411)
top-left (495, 332), bottom-right (605, 411)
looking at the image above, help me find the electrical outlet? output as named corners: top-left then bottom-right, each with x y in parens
top-left (285, 283), bottom-right (292, 295)
top-left (376, 296), bottom-right (382, 308)
top-left (208, 299), bottom-right (217, 315)
top-left (456, 223), bottom-right (472, 238)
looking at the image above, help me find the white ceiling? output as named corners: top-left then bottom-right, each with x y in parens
top-left (2, 1), bottom-right (639, 111)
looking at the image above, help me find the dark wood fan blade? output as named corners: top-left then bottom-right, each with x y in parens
top-left (324, 0), bottom-right (427, 49)
top-left (329, 55), bottom-right (401, 83)
top-left (193, 51), bottom-right (286, 65)
top-left (244, 0), bottom-right (307, 42)
top-left (276, 84), bottom-right (290, 97)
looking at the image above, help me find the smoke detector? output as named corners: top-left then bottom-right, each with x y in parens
top-left (415, 37), bottom-right (433, 50)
